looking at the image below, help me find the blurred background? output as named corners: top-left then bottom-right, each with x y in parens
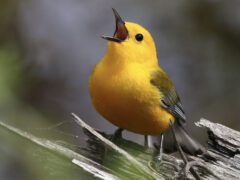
top-left (1, 0), bottom-right (240, 179)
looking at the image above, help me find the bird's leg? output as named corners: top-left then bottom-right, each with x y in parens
top-left (111, 128), bottom-right (124, 142)
top-left (159, 134), bottom-right (164, 161)
top-left (151, 133), bottom-right (180, 173)
top-left (154, 134), bottom-right (164, 161)
top-left (169, 120), bottom-right (201, 180)
top-left (144, 135), bottom-right (149, 148)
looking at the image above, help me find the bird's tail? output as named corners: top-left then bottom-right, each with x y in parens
top-left (174, 122), bottom-right (205, 155)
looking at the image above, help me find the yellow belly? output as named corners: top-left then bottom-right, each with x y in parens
top-left (89, 62), bottom-right (174, 135)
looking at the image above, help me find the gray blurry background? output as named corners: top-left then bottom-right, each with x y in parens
top-left (1, 0), bottom-right (240, 179)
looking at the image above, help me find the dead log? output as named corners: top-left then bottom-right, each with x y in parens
top-left (76, 114), bottom-right (240, 180)
top-left (1, 114), bottom-right (240, 179)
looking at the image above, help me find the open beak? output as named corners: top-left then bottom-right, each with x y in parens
top-left (102, 8), bottom-right (129, 43)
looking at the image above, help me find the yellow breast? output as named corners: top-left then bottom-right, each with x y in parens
top-left (89, 59), bottom-right (174, 135)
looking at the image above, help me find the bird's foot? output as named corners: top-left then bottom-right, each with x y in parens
top-left (175, 160), bottom-right (202, 180)
top-left (153, 154), bottom-right (163, 170)
top-left (175, 159), bottom-right (218, 180)
top-left (110, 128), bottom-right (123, 142)
top-left (152, 154), bottom-right (180, 173)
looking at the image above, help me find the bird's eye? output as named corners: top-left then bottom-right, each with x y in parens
top-left (135, 33), bottom-right (143, 42)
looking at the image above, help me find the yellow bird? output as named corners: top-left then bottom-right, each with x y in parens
top-left (89, 8), bottom-right (203, 156)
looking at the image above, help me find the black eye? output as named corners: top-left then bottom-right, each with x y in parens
top-left (135, 33), bottom-right (143, 41)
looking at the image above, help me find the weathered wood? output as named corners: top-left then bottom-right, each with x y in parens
top-left (72, 113), bottom-right (163, 179)
top-left (2, 113), bottom-right (239, 179)
top-left (79, 116), bottom-right (240, 180)
top-left (194, 118), bottom-right (240, 179)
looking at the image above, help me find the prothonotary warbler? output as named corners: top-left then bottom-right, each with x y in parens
top-left (89, 8), bottom-right (204, 158)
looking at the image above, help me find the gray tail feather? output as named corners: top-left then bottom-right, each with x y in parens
top-left (174, 122), bottom-right (205, 155)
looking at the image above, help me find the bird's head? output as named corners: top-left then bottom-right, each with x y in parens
top-left (102, 9), bottom-right (158, 66)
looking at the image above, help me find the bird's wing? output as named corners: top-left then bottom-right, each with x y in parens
top-left (150, 69), bottom-right (186, 123)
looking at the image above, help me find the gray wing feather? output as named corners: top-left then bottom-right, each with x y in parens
top-left (151, 70), bottom-right (186, 123)
top-left (161, 88), bottom-right (186, 122)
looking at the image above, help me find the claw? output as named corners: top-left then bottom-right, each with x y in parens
top-left (110, 128), bottom-right (123, 142)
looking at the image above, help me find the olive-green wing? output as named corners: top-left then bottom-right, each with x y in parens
top-left (150, 70), bottom-right (186, 123)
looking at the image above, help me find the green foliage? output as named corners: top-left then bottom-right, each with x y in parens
top-left (0, 46), bottom-right (22, 105)
top-left (0, 126), bottom-right (96, 180)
